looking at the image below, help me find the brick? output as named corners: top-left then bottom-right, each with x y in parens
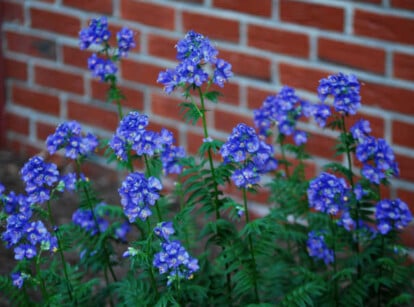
top-left (354, 10), bottom-right (414, 45)
top-left (121, 0), bottom-right (175, 30)
top-left (208, 82), bottom-right (240, 106)
top-left (307, 132), bottom-right (341, 161)
top-left (280, 0), bottom-right (344, 32)
top-left (30, 8), bottom-right (81, 37)
top-left (35, 66), bottom-right (84, 94)
top-left (279, 63), bottom-right (330, 93)
top-left (400, 225), bottom-right (414, 248)
top-left (395, 153), bottom-right (414, 181)
top-left (63, 0), bottom-right (113, 14)
top-left (247, 87), bottom-right (274, 110)
top-left (6, 31), bottom-right (57, 60)
top-left (182, 11), bottom-right (240, 43)
top-left (147, 34), bottom-right (177, 61)
top-left (4, 58), bottom-right (27, 81)
top-left (392, 0), bottom-right (414, 10)
top-left (151, 93), bottom-right (183, 122)
top-left (67, 100), bottom-right (118, 131)
top-left (360, 82), bottom-right (414, 115)
top-left (393, 121), bottom-right (414, 148)
top-left (121, 59), bottom-right (165, 88)
top-left (36, 121), bottom-right (56, 142)
top-left (219, 49), bottom-right (271, 81)
top-left (5, 112), bottom-right (29, 136)
top-left (214, 108), bottom-right (253, 133)
top-left (1, 1), bottom-right (24, 23)
top-left (248, 25), bottom-right (309, 58)
top-left (12, 84), bottom-right (60, 115)
top-left (318, 38), bottom-right (386, 74)
top-left (62, 45), bottom-right (92, 69)
top-left (213, 0), bottom-right (272, 17)
top-left (91, 80), bottom-right (144, 111)
top-left (393, 52), bottom-right (414, 81)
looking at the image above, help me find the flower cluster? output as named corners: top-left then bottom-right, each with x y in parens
top-left (307, 172), bottom-right (350, 215)
top-left (21, 156), bottom-right (60, 204)
top-left (375, 199), bottom-right (412, 235)
top-left (220, 123), bottom-right (277, 188)
top-left (254, 86), bottom-right (310, 145)
top-left (317, 73), bottom-right (361, 115)
top-left (153, 222), bottom-right (199, 286)
top-left (118, 172), bottom-right (162, 223)
top-left (1, 192), bottom-right (57, 261)
top-left (79, 17), bottom-right (135, 82)
top-left (307, 231), bottom-right (334, 265)
top-left (110, 111), bottom-right (185, 174)
top-left (157, 30), bottom-right (233, 94)
top-left (72, 203), bottom-right (131, 241)
top-left (350, 120), bottom-right (399, 184)
top-left (11, 272), bottom-right (29, 289)
top-left (79, 16), bottom-right (110, 50)
top-left (46, 121), bottom-right (99, 159)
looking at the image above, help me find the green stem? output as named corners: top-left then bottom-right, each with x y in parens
top-left (330, 215), bottom-right (339, 307)
top-left (340, 116), bottom-right (361, 278)
top-left (243, 188), bottom-right (260, 303)
top-left (46, 199), bottom-right (74, 303)
top-left (279, 136), bottom-right (291, 179)
top-left (143, 155), bottom-right (163, 222)
top-left (146, 219), bottom-right (159, 300)
top-left (197, 87), bottom-right (221, 220)
top-left (76, 161), bottom-right (118, 283)
top-left (35, 251), bottom-right (48, 302)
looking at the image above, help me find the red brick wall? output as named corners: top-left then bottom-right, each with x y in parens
top-left (1, 0), bottom-right (414, 239)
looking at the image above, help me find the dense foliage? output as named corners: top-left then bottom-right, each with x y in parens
top-left (1, 17), bottom-right (413, 306)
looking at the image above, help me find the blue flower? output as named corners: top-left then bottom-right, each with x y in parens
top-left (307, 231), bottom-right (334, 265)
top-left (118, 172), bottom-right (162, 223)
top-left (213, 58), bottom-right (233, 87)
top-left (220, 123), bottom-right (260, 163)
top-left (318, 73), bottom-right (361, 115)
top-left (114, 222), bottom-right (131, 242)
top-left (21, 157), bottom-right (60, 204)
top-left (79, 16), bottom-right (110, 50)
top-left (88, 54), bottom-right (118, 81)
top-left (254, 86), bottom-right (309, 139)
top-left (117, 27), bottom-right (136, 57)
top-left (337, 211), bottom-right (356, 231)
top-left (350, 119), bottom-right (371, 143)
top-left (157, 30), bottom-right (232, 93)
top-left (161, 145), bottom-right (186, 175)
top-left (307, 172), bottom-right (350, 215)
top-left (154, 221), bottom-right (175, 241)
top-left (313, 104), bottom-right (331, 128)
top-left (153, 239), bottom-right (199, 286)
top-left (46, 121), bottom-right (98, 159)
top-left (72, 208), bottom-right (108, 236)
top-left (294, 131), bottom-right (308, 146)
top-left (231, 163), bottom-right (261, 188)
top-left (11, 272), bottom-right (28, 289)
top-left (375, 198), bottom-right (412, 235)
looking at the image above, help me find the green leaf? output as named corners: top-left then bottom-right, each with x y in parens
top-left (204, 91), bottom-right (222, 103)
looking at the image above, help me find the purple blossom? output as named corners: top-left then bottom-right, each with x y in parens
top-left (154, 221), bottom-right (175, 241)
top-left (153, 239), bottom-right (199, 286)
top-left (72, 208), bottom-right (108, 236)
top-left (79, 16), bottom-right (110, 50)
top-left (161, 145), bottom-right (186, 175)
top-left (294, 131), bottom-right (308, 146)
top-left (118, 172), bottom-right (162, 223)
top-left (350, 119), bottom-right (371, 143)
top-left (231, 163), bottom-right (261, 188)
top-left (375, 198), bottom-right (412, 235)
top-left (318, 73), bottom-right (361, 115)
top-left (46, 121), bottom-right (98, 159)
top-left (11, 272), bottom-right (28, 289)
top-left (313, 104), bottom-right (332, 128)
top-left (220, 124), bottom-right (260, 163)
top-left (307, 172), bottom-right (350, 215)
top-left (254, 86), bottom-right (309, 139)
top-left (337, 211), bottom-right (356, 231)
top-left (88, 54), bottom-right (118, 82)
top-left (213, 58), bottom-right (233, 87)
top-left (117, 27), bottom-right (136, 57)
top-left (114, 222), bottom-right (131, 242)
top-left (307, 231), bottom-right (334, 265)
top-left (21, 156), bottom-right (60, 204)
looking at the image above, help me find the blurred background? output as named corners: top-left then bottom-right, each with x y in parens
top-left (1, 0), bottom-right (414, 246)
